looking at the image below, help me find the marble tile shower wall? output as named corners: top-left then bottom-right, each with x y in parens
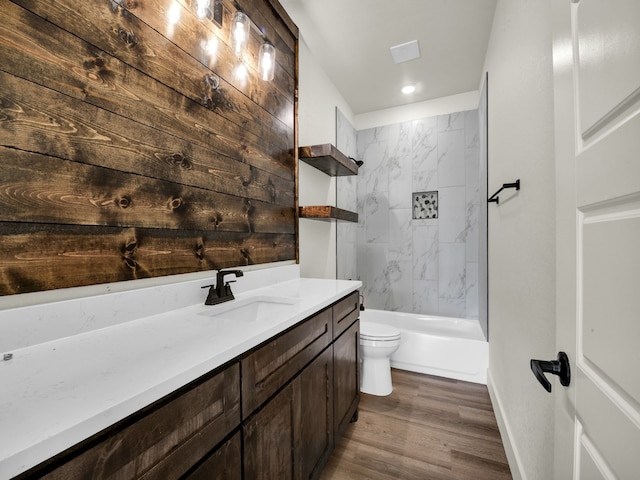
top-left (354, 111), bottom-right (481, 318)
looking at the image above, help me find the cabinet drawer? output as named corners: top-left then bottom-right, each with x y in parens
top-left (241, 308), bottom-right (332, 418)
top-left (35, 363), bottom-right (241, 480)
top-left (332, 291), bottom-right (359, 339)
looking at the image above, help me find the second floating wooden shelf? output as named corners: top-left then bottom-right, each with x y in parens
top-left (299, 206), bottom-right (358, 223)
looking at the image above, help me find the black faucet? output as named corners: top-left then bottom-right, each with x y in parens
top-left (202, 269), bottom-right (244, 305)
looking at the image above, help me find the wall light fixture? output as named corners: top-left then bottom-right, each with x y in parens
top-left (184, 0), bottom-right (276, 82)
top-left (232, 11), bottom-right (250, 56)
top-left (232, 5), bottom-right (277, 82)
top-left (193, 0), bottom-right (213, 21)
top-left (259, 43), bottom-right (276, 81)
top-left (191, 0), bottom-right (223, 26)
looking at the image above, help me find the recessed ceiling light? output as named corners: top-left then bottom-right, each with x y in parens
top-left (401, 85), bottom-right (416, 95)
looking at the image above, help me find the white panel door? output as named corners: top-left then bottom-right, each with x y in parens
top-left (552, 0), bottom-right (640, 478)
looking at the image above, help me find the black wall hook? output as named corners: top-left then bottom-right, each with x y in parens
top-left (488, 179), bottom-right (520, 204)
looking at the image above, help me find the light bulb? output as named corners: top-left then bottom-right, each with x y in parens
top-left (259, 43), bottom-right (275, 81)
top-left (201, 36), bottom-right (218, 66)
top-left (235, 62), bottom-right (248, 87)
top-left (232, 11), bottom-right (249, 56)
top-left (401, 85), bottom-right (416, 95)
top-left (167, 2), bottom-right (181, 25)
top-left (205, 37), bottom-right (217, 56)
top-left (193, 0), bottom-right (212, 20)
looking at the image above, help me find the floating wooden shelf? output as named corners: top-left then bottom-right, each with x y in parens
top-left (299, 206), bottom-right (358, 223)
top-left (299, 144), bottom-right (358, 176)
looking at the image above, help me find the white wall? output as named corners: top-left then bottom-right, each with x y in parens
top-left (355, 91), bottom-right (479, 131)
top-left (483, 1), bottom-right (556, 479)
top-left (297, 38), bottom-right (354, 278)
top-left (297, 34), bottom-right (481, 279)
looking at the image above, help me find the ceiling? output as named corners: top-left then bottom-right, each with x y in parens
top-left (278, 0), bottom-right (497, 115)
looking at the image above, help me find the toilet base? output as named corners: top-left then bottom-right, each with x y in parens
top-left (360, 357), bottom-right (393, 396)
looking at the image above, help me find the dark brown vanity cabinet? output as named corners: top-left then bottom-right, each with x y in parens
top-left (241, 308), bottom-right (332, 418)
top-left (299, 346), bottom-right (335, 479)
top-left (19, 363), bottom-right (241, 480)
top-left (331, 292), bottom-right (360, 443)
top-left (16, 292), bottom-right (359, 480)
top-left (242, 307), bottom-right (334, 480)
top-left (333, 319), bottom-right (360, 443)
top-left (243, 347), bottom-right (334, 480)
top-left (242, 293), bottom-right (359, 480)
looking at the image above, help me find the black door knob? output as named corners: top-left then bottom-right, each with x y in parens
top-left (530, 352), bottom-right (571, 393)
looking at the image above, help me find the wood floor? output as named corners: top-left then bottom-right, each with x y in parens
top-left (320, 369), bottom-right (512, 480)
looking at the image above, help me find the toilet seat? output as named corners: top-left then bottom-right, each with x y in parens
top-left (360, 322), bottom-right (401, 341)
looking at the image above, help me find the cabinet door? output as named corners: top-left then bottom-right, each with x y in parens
top-left (243, 379), bottom-right (300, 480)
top-left (184, 431), bottom-right (241, 480)
top-left (241, 308), bottom-right (331, 418)
top-left (333, 319), bottom-right (359, 443)
top-left (298, 347), bottom-right (334, 480)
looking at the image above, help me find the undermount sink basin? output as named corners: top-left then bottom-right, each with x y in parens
top-left (197, 296), bottom-right (298, 322)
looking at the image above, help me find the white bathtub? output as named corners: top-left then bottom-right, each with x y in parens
top-left (360, 309), bottom-right (488, 384)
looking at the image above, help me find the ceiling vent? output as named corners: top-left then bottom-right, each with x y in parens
top-left (390, 40), bottom-right (421, 64)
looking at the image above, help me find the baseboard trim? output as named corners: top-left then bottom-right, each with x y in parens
top-left (487, 369), bottom-right (527, 480)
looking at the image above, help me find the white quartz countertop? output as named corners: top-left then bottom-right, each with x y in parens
top-left (0, 277), bottom-right (361, 479)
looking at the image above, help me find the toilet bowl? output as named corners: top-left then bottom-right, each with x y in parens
top-left (360, 321), bottom-right (401, 396)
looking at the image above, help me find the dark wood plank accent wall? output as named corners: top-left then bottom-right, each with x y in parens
top-left (0, 0), bottom-right (298, 295)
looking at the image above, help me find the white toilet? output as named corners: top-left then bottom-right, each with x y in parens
top-left (360, 321), bottom-right (401, 396)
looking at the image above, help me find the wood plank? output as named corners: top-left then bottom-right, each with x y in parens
top-left (299, 206), bottom-right (358, 223)
top-left (319, 370), bottom-right (512, 480)
top-left (299, 144), bottom-right (358, 176)
top-left (0, 149), bottom-right (295, 233)
top-left (0, 0), bottom-right (298, 294)
top-left (0, 1), bottom-right (294, 181)
top-left (218, 0), bottom-right (297, 83)
top-left (233, 0), bottom-right (297, 65)
top-left (0, 86), bottom-right (294, 210)
top-left (117, 0), bottom-right (296, 116)
top-left (0, 223), bottom-right (295, 295)
top-left (450, 450), bottom-right (512, 480)
top-left (263, 0), bottom-right (299, 41)
top-left (10, 0), bottom-right (294, 142)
